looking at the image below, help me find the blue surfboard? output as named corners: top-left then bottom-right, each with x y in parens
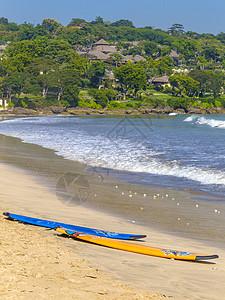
top-left (3, 212), bottom-right (146, 240)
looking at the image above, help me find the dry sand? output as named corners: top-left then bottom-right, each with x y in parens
top-left (0, 163), bottom-right (225, 299)
top-left (0, 214), bottom-right (162, 300)
top-left (0, 164), bottom-right (163, 299)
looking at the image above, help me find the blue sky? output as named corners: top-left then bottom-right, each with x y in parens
top-left (1, 0), bottom-right (225, 34)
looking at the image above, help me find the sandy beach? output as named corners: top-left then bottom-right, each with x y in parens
top-left (0, 160), bottom-right (225, 299)
top-left (0, 163), bottom-right (164, 300)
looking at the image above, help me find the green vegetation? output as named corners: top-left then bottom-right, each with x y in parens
top-left (1, 16), bottom-right (225, 112)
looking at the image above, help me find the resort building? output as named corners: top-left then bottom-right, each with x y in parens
top-left (0, 98), bottom-right (8, 108)
top-left (76, 39), bottom-right (146, 64)
top-left (151, 75), bottom-right (170, 88)
top-left (93, 39), bottom-right (117, 53)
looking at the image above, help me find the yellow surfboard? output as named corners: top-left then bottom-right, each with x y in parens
top-left (55, 227), bottom-right (218, 261)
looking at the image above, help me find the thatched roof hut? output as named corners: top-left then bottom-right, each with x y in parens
top-left (88, 50), bottom-right (109, 61)
top-left (94, 39), bottom-right (110, 46)
top-left (151, 75), bottom-right (169, 84)
top-left (133, 54), bottom-right (146, 62)
top-left (93, 39), bottom-right (117, 53)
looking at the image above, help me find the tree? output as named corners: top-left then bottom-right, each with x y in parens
top-left (142, 41), bottom-right (158, 57)
top-left (29, 57), bottom-right (56, 97)
top-left (5, 39), bottom-right (48, 58)
top-left (186, 31), bottom-right (201, 39)
top-left (202, 43), bottom-right (222, 62)
top-left (188, 69), bottom-right (210, 96)
top-left (197, 56), bottom-right (208, 70)
top-left (18, 23), bottom-right (36, 40)
top-left (0, 72), bottom-right (30, 104)
top-left (207, 71), bottom-right (223, 98)
top-left (136, 60), bottom-right (155, 80)
top-left (42, 19), bottom-right (61, 33)
top-left (153, 56), bottom-right (173, 76)
top-left (88, 89), bottom-right (108, 107)
top-left (169, 74), bottom-right (200, 97)
top-left (91, 16), bottom-right (104, 25)
top-left (0, 17), bottom-right (8, 25)
top-left (114, 62), bottom-right (147, 99)
top-left (55, 67), bottom-right (80, 102)
top-left (168, 24), bottom-right (185, 36)
top-left (87, 61), bottom-right (106, 88)
top-left (6, 22), bottom-right (19, 32)
top-left (88, 88), bottom-right (117, 107)
top-left (58, 27), bottom-right (88, 45)
top-left (123, 45), bottom-right (143, 56)
top-left (2, 52), bottom-right (32, 74)
top-left (171, 39), bottom-right (200, 60)
top-left (67, 18), bottom-right (87, 27)
top-left (111, 20), bottom-right (134, 28)
top-left (61, 83), bottom-right (79, 106)
top-left (109, 53), bottom-right (123, 67)
top-left (189, 69), bottom-right (224, 98)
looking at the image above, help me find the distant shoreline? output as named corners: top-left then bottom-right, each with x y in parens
top-left (1, 105), bottom-right (225, 117)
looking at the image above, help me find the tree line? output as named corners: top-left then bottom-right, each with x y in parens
top-left (1, 17), bottom-right (225, 110)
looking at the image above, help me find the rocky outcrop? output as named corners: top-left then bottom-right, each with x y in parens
top-left (67, 107), bottom-right (107, 115)
top-left (185, 105), bottom-right (225, 114)
top-left (12, 107), bottom-right (38, 116)
top-left (50, 106), bottom-right (67, 114)
top-left (186, 106), bottom-right (207, 114)
top-left (1, 104), bottom-right (225, 117)
top-left (138, 105), bottom-right (173, 114)
top-left (215, 107), bottom-right (225, 114)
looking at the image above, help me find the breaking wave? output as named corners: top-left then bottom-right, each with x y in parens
top-left (184, 115), bottom-right (225, 128)
top-left (1, 116), bottom-right (225, 188)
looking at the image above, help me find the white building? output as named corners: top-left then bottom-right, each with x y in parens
top-left (0, 99), bottom-right (8, 108)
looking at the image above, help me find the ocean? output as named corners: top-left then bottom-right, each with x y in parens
top-left (0, 114), bottom-right (225, 198)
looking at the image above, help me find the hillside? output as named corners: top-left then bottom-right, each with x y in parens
top-left (1, 17), bottom-right (225, 113)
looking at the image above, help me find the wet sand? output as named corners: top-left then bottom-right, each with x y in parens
top-left (0, 135), bottom-right (225, 299)
top-left (0, 134), bottom-right (225, 247)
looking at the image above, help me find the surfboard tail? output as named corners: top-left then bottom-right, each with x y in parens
top-left (195, 255), bottom-right (219, 261)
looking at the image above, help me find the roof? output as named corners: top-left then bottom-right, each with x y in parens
top-left (94, 39), bottom-right (110, 46)
top-left (151, 75), bottom-right (169, 83)
top-left (133, 54), bottom-right (146, 62)
top-left (122, 55), bottom-right (134, 63)
top-left (88, 50), bottom-right (109, 60)
top-left (105, 46), bottom-right (118, 53)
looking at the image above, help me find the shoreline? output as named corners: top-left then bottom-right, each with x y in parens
top-left (0, 134), bottom-right (225, 298)
top-left (1, 159), bottom-right (225, 299)
top-left (1, 105), bottom-right (225, 117)
top-left (0, 132), bottom-right (225, 248)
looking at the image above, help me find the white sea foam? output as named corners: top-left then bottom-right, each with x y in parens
top-left (1, 116), bottom-right (225, 187)
top-left (184, 115), bottom-right (225, 129)
top-left (196, 117), bottom-right (225, 128)
top-left (168, 112), bottom-right (178, 116)
top-left (184, 115), bottom-right (198, 122)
